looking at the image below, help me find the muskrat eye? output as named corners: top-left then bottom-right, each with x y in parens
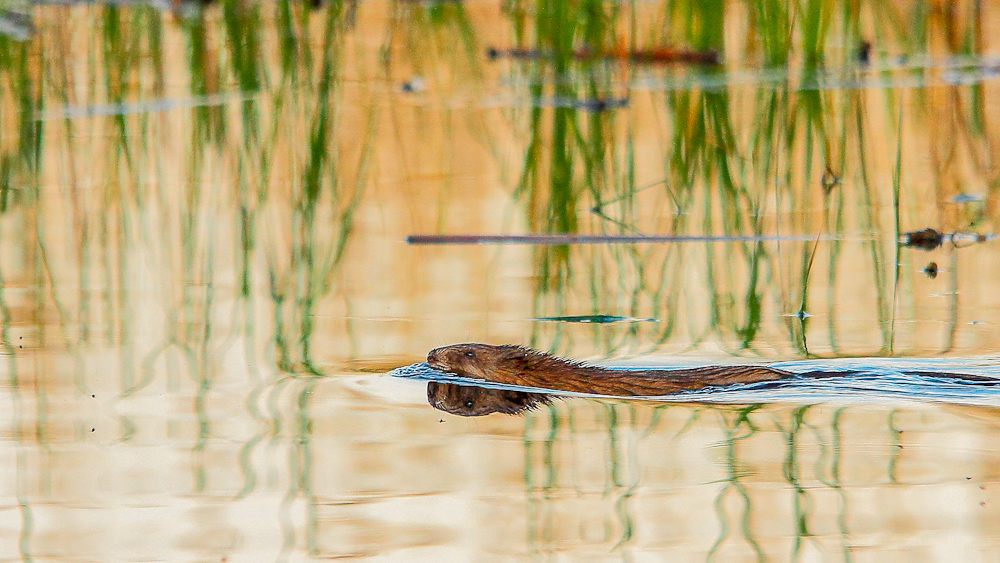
top-left (464, 351), bottom-right (475, 358)
top-left (465, 400), bottom-right (474, 408)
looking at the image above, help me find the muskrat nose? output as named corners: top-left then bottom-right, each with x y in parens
top-left (427, 348), bottom-right (442, 365)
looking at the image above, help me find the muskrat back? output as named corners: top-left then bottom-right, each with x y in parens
top-left (426, 343), bottom-right (793, 396)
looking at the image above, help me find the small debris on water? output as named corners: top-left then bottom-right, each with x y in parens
top-left (857, 40), bottom-right (872, 65)
top-left (582, 98), bottom-right (629, 112)
top-left (901, 228), bottom-right (944, 250)
top-left (783, 311), bottom-right (813, 320)
top-left (950, 193), bottom-right (983, 204)
top-left (923, 262), bottom-right (938, 278)
top-left (400, 76), bottom-right (426, 93)
top-left (821, 166), bottom-right (840, 194)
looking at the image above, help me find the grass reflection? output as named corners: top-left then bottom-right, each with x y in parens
top-left (0, 4), bottom-right (370, 557)
top-left (0, 255), bottom-right (32, 562)
top-left (523, 402), bottom-right (972, 562)
top-left (524, 403), bottom-right (561, 555)
top-left (496, 0), bottom-right (999, 358)
top-left (776, 405), bottom-right (815, 561)
top-left (0, 0), bottom-right (998, 559)
top-left (707, 406), bottom-right (764, 562)
top-left (514, 401), bottom-right (903, 560)
top-left (10, 0), bottom-right (373, 379)
top-left (3, 0), bottom-right (996, 382)
top-left (604, 403), bottom-right (639, 552)
top-left (818, 407), bottom-right (854, 563)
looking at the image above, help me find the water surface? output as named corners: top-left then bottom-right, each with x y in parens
top-left (1, 0), bottom-right (1000, 560)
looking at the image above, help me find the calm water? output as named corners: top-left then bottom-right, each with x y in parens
top-left (1, 0), bottom-right (1000, 560)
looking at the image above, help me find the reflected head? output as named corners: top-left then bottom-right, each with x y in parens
top-left (426, 381), bottom-right (549, 417)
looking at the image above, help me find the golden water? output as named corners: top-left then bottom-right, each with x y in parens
top-left (1, 0), bottom-right (1000, 560)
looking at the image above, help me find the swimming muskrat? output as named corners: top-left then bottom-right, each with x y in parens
top-left (423, 343), bottom-right (1000, 416)
top-left (426, 343), bottom-right (794, 396)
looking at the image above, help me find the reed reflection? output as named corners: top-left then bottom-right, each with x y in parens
top-left (505, 400), bottom-right (976, 562)
top-left (0, 0), bottom-right (998, 560)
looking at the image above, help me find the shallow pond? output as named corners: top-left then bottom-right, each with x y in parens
top-left (1, 0), bottom-right (1000, 560)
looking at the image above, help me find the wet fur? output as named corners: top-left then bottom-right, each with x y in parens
top-left (426, 343), bottom-right (793, 397)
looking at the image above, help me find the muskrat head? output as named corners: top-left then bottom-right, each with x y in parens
top-left (427, 381), bottom-right (550, 417)
top-left (426, 343), bottom-right (523, 380)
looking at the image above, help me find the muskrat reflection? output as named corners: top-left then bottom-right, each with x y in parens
top-left (426, 381), bottom-right (551, 417)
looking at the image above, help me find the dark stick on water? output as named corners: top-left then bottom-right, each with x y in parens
top-left (406, 234), bottom-right (836, 245)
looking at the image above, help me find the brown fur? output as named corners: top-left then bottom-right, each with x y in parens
top-left (426, 343), bottom-right (793, 396)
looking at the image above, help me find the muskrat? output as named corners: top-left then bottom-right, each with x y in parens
top-left (423, 343), bottom-right (1000, 417)
top-left (426, 343), bottom-right (795, 396)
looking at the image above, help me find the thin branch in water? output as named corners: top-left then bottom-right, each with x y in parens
top-left (407, 234), bottom-right (839, 245)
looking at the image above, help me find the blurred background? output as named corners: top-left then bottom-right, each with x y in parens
top-left (0, 0), bottom-right (999, 560)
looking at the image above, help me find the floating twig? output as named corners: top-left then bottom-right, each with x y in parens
top-left (407, 234), bottom-right (834, 245)
top-left (546, 97), bottom-right (629, 112)
top-left (532, 314), bottom-right (658, 323)
top-left (486, 46), bottom-right (720, 66)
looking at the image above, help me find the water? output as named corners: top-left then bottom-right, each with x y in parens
top-left (1, 0), bottom-right (1000, 560)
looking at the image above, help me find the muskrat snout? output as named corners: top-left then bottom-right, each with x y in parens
top-left (426, 348), bottom-right (444, 368)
